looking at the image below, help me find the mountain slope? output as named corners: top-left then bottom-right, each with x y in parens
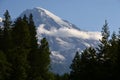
top-left (0, 17), bottom-right (3, 27)
top-left (20, 7), bottom-right (101, 75)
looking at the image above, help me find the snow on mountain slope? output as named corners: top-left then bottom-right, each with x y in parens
top-left (20, 7), bottom-right (80, 30)
top-left (0, 17), bottom-right (2, 22)
top-left (20, 7), bottom-right (101, 75)
top-left (0, 17), bottom-right (3, 27)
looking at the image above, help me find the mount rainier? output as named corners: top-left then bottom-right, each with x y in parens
top-left (19, 7), bottom-right (101, 75)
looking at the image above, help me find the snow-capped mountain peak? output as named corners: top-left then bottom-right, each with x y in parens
top-left (20, 7), bottom-right (79, 30)
top-left (36, 7), bottom-right (65, 26)
top-left (20, 7), bottom-right (101, 75)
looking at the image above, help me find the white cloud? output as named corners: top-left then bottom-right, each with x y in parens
top-left (37, 24), bottom-right (101, 40)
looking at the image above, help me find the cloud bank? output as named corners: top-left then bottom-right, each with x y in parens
top-left (37, 24), bottom-right (101, 40)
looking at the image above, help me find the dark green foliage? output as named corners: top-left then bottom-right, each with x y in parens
top-left (30, 38), bottom-right (51, 80)
top-left (0, 50), bottom-right (11, 80)
top-left (97, 20), bottom-right (110, 62)
top-left (101, 20), bottom-right (110, 44)
top-left (55, 73), bottom-right (69, 80)
top-left (39, 38), bottom-right (50, 73)
top-left (28, 14), bottom-right (38, 49)
top-left (2, 10), bottom-right (12, 53)
top-left (12, 17), bottom-right (30, 48)
top-left (10, 16), bottom-right (31, 80)
top-left (0, 27), bottom-right (4, 51)
top-left (0, 10), bottom-right (12, 80)
top-left (3, 10), bottom-right (12, 28)
top-left (9, 48), bottom-right (29, 80)
top-left (70, 48), bottom-right (97, 80)
top-left (70, 20), bottom-right (120, 80)
top-left (0, 10), bottom-right (53, 80)
top-left (70, 51), bottom-right (81, 80)
top-left (27, 14), bottom-right (38, 80)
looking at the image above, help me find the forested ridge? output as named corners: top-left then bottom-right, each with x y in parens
top-left (0, 10), bottom-right (120, 80)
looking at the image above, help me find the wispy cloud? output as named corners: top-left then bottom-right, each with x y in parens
top-left (37, 24), bottom-right (101, 40)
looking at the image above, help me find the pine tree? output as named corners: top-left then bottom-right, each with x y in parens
top-left (1, 10), bottom-right (12, 80)
top-left (10, 17), bottom-right (30, 80)
top-left (70, 51), bottom-right (81, 80)
top-left (97, 20), bottom-right (110, 62)
top-left (12, 17), bottom-right (30, 48)
top-left (27, 14), bottom-right (38, 80)
top-left (109, 32), bottom-right (117, 62)
top-left (2, 10), bottom-right (12, 53)
top-left (0, 50), bottom-right (11, 80)
top-left (80, 47), bottom-right (97, 80)
top-left (96, 20), bottom-right (113, 79)
top-left (0, 27), bottom-right (4, 51)
top-left (37, 38), bottom-right (51, 80)
top-left (30, 38), bottom-right (51, 80)
top-left (28, 14), bottom-right (37, 49)
top-left (23, 15), bottom-right (28, 24)
top-left (112, 29), bottom-right (120, 78)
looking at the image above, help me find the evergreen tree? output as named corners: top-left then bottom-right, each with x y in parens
top-left (23, 15), bottom-right (28, 24)
top-left (30, 38), bottom-right (51, 80)
top-left (1, 10), bottom-right (12, 80)
top-left (109, 32), bottom-right (117, 62)
top-left (0, 50), bottom-right (11, 80)
top-left (37, 38), bottom-right (51, 80)
top-left (70, 51), bottom-right (81, 80)
top-left (12, 17), bottom-right (30, 48)
top-left (96, 20), bottom-right (113, 79)
top-left (0, 26), bottom-right (4, 51)
top-left (80, 47), bottom-right (97, 80)
top-left (27, 14), bottom-right (38, 80)
top-left (10, 17), bottom-right (30, 80)
top-left (28, 13), bottom-right (37, 49)
top-left (2, 10), bottom-right (12, 53)
top-left (110, 29), bottom-right (120, 78)
top-left (97, 20), bottom-right (110, 62)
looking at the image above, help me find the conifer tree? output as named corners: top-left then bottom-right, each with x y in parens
top-left (0, 50), bottom-right (11, 80)
top-left (28, 13), bottom-right (37, 49)
top-left (0, 27), bottom-right (4, 51)
top-left (109, 32), bottom-right (117, 62)
top-left (80, 47), bottom-right (97, 80)
top-left (2, 10), bottom-right (12, 53)
top-left (96, 20), bottom-right (113, 79)
top-left (27, 14), bottom-right (38, 80)
top-left (23, 15), bottom-right (28, 24)
top-left (12, 17), bottom-right (30, 48)
top-left (37, 38), bottom-right (51, 80)
top-left (10, 17), bottom-right (30, 80)
top-left (97, 20), bottom-right (110, 62)
top-left (30, 37), bottom-right (51, 80)
top-left (70, 51), bottom-right (81, 80)
top-left (1, 10), bottom-right (12, 80)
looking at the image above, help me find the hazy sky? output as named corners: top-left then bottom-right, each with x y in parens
top-left (0, 0), bottom-right (120, 32)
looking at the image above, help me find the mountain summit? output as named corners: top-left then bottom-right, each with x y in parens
top-left (20, 7), bottom-right (101, 74)
top-left (20, 7), bottom-right (79, 30)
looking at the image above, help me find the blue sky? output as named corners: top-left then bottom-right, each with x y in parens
top-left (0, 0), bottom-right (120, 33)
